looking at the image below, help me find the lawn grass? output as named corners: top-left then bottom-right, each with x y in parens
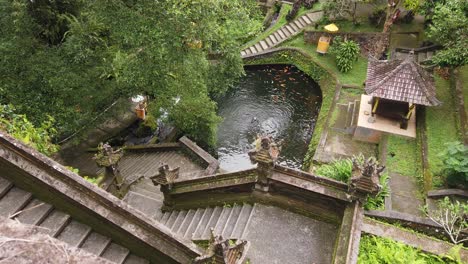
top-left (306, 19), bottom-right (381, 33)
top-left (281, 35), bottom-right (368, 87)
top-left (386, 135), bottom-right (421, 178)
top-left (425, 74), bottom-right (461, 187)
top-left (242, 4), bottom-right (292, 49)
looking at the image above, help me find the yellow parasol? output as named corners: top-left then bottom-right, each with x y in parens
top-left (324, 23), bottom-right (339, 32)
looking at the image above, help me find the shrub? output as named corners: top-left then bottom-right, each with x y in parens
top-left (364, 172), bottom-right (390, 210)
top-left (359, 235), bottom-right (459, 263)
top-left (316, 158), bottom-right (353, 182)
top-left (424, 196), bottom-right (468, 244)
top-left (0, 104), bottom-right (58, 156)
top-left (335, 40), bottom-right (360, 73)
top-left (135, 114), bottom-right (158, 138)
top-left (438, 141), bottom-right (468, 188)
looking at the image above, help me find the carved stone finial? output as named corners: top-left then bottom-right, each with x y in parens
top-left (248, 135), bottom-right (281, 165)
top-left (349, 156), bottom-right (384, 196)
top-left (150, 163), bottom-right (180, 189)
top-left (194, 228), bottom-right (249, 264)
top-left (94, 142), bottom-right (123, 168)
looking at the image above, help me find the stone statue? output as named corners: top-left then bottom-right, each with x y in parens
top-left (150, 163), bottom-right (180, 190)
top-left (349, 156), bottom-right (385, 196)
top-left (194, 228), bottom-right (249, 264)
top-left (248, 135), bottom-right (281, 164)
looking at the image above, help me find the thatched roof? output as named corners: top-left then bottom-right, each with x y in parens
top-left (365, 54), bottom-right (440, 106)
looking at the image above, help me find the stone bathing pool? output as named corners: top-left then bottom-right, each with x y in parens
top-left (216, 65), bottom-right (322, 172)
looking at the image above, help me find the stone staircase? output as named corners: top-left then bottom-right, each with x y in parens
top-left (333, 100), bottom-right (360, 134)
top-left (124, 187), bottom-right (256, 241)
top-left (241, 11), bottom-right (323, 57)
top-left (0, 176), bottom-right (148, 264)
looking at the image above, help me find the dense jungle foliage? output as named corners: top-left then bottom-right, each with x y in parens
top-left (0, 0), bottom-right (262, 147)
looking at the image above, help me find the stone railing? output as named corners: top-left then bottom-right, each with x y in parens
top-left (365, 210), bottom-right (468, 242)
top-left (427, 189), bottom-right (468, 199)
top-left (0, 132), bottom-right (202, 263)
top-left (179, 136), bottom-right (220, 175)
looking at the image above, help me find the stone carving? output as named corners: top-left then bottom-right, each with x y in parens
top-left (150, 163), bottom-right (180, 189)
top-left (349, 156), bottom-right (384, 195)
top-left (194, 228), bottom-right (249, 264)
top-left (248, 135), bottom-right (281, 164)
top-left (94, 143), bottom-right (124, 191)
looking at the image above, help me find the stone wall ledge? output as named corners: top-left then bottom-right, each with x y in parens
top-left (365, 210), bottom-right (468, 241)
top-left (427, 189), bottom-right (468, 199)
top-left (179, 136), bottom-right (219, 175)
top-left (362, 217), bottom-right (468, 262)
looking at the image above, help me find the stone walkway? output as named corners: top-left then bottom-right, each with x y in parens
top-left (241, 11), bottom-right (323, 58)
top-left (388, 172), bottom-right (424, 216)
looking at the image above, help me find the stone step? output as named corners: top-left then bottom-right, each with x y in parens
top-left (164, 210), bottom-right (179, 227)
top-left (249, 46), bottom-right (257, 54)
top-left (306, 12), bottom-right (317, 21)
top-left (0, 186), bottom-right (33, 218)
top-left (175, 209), bottom-right (196, 234)
top-left (259, 40), bottom-right (268, 50)
top-left (80, 232), bottom-right (112, 256)
top-left (289, 22), bottom-right (299, 31)
top-left (285, 25), bottom-right (295, 35)
top-left (101, 242), bottom-right (130, 264)
top-left (14, 198), bottom-right (54, 226)
top-left (124, 191), bottom-right (162, 217)
top-left (192, 207), bottom-right (214, 238)
top-left (269, 34), bottom-right (278, 44)
top-left (301, 15), bottom-right (312, 24)
top-left (277, 29), bottom-right (286, 40)
top-left (293, 20), bottom-right (304, 29)
top-left (265, 37), bottom-right (273, 47)
top-left (273, 32), bottom-right (282, 42)
top-left (56, 220), bottom-right (92, 248)
top-left (39, 209), bottom-right (71, 237)
top-left (0, 177), bottom-right (13, 199)
top-left (230, 204), bottom-right (255, 239)
top-left (254, 43), bottom-right (263, 53)
top-left (244, 48), bottom-right (252, 55)
top-left (170, 210), bottom-right (188, 232)
top-left (221, 205), bottom-right (242, 238)
top-left (124, 254), bottom-right (150, 264)
top-left (241, 51), bottom-right (246, 57)
top-left (183, 208), bottom-right (204, 239)
top-left (130, 185), bottom-right (163, 203)
top-left (281, 27), bottom-right (291, 38)
top-left (213, 207), bottom-right (232, 236)
top-left (200, 206), bottom-right (223, 238)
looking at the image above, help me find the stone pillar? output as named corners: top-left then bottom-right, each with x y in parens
top-left (249, 136), bottom-right (277, 192)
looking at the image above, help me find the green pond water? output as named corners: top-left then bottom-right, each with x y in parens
top-left (216, 65), bottom-right (322, 171)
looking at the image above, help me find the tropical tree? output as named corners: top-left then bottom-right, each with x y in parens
top-left (0, 0), bottom-right (262, 147)
top-left (426, 0), bottom-right (468, 67)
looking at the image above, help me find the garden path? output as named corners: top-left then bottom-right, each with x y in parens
top-left (388, 172), bottom-right (424, 216)
top-left (241, 10), bottom-right (323, 58)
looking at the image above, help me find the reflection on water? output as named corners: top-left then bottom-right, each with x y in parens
top-left (216, 65), bottom-right (322, 172)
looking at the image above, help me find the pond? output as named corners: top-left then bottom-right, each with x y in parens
top-left (216, 65), bottom-right (322, 172)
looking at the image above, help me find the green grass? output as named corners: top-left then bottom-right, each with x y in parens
top-left (242, 4), bottom-right (292, 49)
top-left (358, 235), bottom-right (460, 264)
top-left (281, 35), bottom-right (368, 86)
top-left (426, 75), bottom-right (461, 187)
top-left (296, 3), bottom-right (323, 18)
top-left (386, 135), bottom-right (422, 178)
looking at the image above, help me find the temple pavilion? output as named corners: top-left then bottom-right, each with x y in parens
top-left (353, 52), bottom-right (440, 143)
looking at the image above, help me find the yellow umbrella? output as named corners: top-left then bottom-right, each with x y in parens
top-left (324, 23), bottom-right (339, 32)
